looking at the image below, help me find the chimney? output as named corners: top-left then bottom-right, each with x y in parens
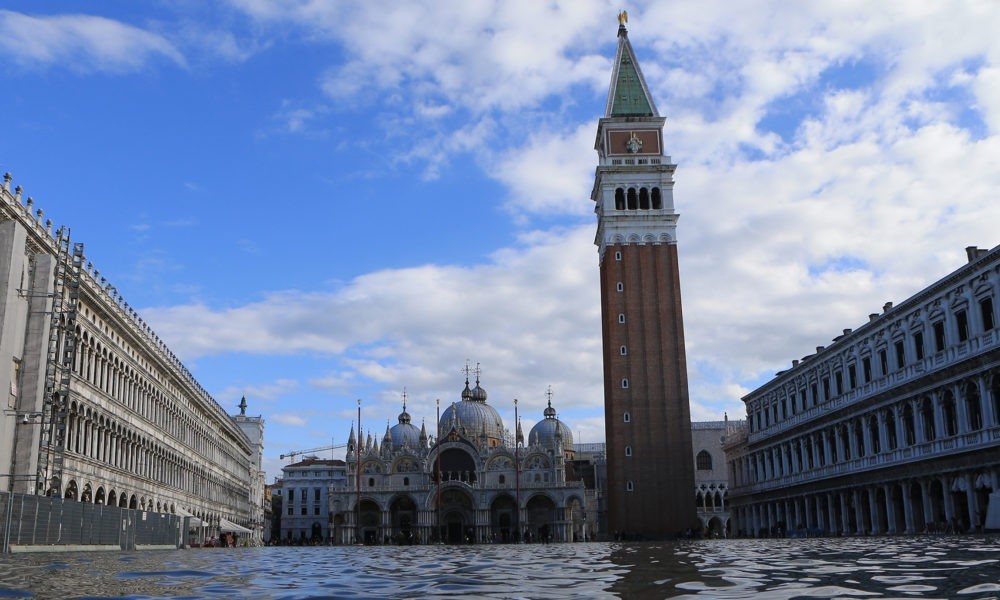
top-left (966, 246), bottom-right (980, 263)
top-left (869, 313), bottom-right (879, 322)
top-left (883, 302), bottom-right (893, 313)
top-left (792, 359), bottom-right (800, 368)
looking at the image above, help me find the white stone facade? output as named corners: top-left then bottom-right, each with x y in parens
top-left (0, 172), bottom-right (256, 538)
top-left (725, 245), bottom-right (1000, 536)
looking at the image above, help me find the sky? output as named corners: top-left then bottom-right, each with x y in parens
top-left (2, 1), bottom-right (999, 482)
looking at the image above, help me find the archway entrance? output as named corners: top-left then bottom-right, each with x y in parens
top-left (439, 488), bottom-right (473, 543)
top-left (526, 495), bottom-right (555, 542)
top-left (490, 495), bottom-right (517, 543)
top-left (391, 496), bottom-right (417, 544)
top-left (359, 499), bottom-right (380, 544)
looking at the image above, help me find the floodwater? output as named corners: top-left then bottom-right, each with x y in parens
top-left (0, 536), bottom-right (998, 598)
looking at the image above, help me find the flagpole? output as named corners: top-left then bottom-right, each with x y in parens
top-left (514, 398), bottom-right (520, 543)
top-left (436, 398), bottom-right (441, 543)
top-left (356, 398), bottom-right (361, 545)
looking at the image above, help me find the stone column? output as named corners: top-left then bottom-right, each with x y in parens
top-left (955, 384), bottom-right (969, 435)
top-left (852, 490), bottom-right (865, 535)
top-left (942, 476), bottom-right (955, 527)
top-left (866, 488), bottom-right (879, 534)
top-left (964, 473), bottom-right (978, 532)
top-left (827, 494), bottom-right (837, 535)
top-left (895, 404), bottom-right (907, 447)
top-left (839, 492), bottom-right (851, 535)
top-left (977, 375), bottom-right (996, 428)
top-left (919, 479), bottom-right (933, 530)
top-left (876, 410), bottom-right (888, 452)
top-left (847, 421), bottom-right (859, 459)
top-left (884, 485), bottom-right (898, 534)
top-left (902, 482), bottom-right (915, 534)
top-left (803, 496), bottom-right (816, 530)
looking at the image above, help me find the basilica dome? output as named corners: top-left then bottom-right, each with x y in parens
top-left (389, 405), bottom-right (422, 448)
top-left (439, 378), bottom-right (505, 442)
top-left (528, 398), bottom-right (574, 452)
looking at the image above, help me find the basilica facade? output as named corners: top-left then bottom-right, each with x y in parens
top-left (328, 376), bottom-right (589, 544)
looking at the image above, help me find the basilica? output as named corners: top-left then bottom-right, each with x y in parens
top-left (327, 374), bottom-right (590, 544)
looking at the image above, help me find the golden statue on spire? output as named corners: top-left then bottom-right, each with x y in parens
top-left (618, 10), bottom-right (628, 26)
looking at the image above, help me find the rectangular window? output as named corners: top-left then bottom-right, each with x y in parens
top-left (933, 321), bottom-right (946, 352)
top-left (288, 490), bottom-right (294, 502)
top-left (834, 371), bottom-right (843, 396)
top-left (981, 297), bottom-right (995, 331)
top-left (956, 309), bottom-right (969, 342)
top-left (288, 506), bottom-right (293, 516)
top-left (314, 488), bottom-right (320, 501)
top-left (862, 357), bottom-right (872, 383)
top-left (894, 340), bottom-right (905, 369)
top-left (800, 389), bottom-right (807, 410)
top-left (301, 507), bottom-right (307, 515)
top-left (809, 384), bottom-right (817, 407)
top-left (878, 349), bottom-right (888, 376)
top-left (848, 365), bottom-right (857, 389)
top-left (314, 506), bottom-right (320, 515)
top-left (914, 331), bottom-right (925, 360)
top-left (822, 378), bottom-right (830, 401)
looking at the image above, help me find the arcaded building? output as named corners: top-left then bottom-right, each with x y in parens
top-left (329, 375), bottom-right (588, 544)
top-left (725, 245), bottom-right (1000, 536)
top-left (593, 17), bottom-right (697, 537)
top-left (0, 173), bottom-right (256, 533)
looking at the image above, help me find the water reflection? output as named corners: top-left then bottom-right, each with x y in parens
top-left (0, 536), bottom-right (995, 598)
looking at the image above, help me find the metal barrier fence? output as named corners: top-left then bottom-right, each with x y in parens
top-left (1, 491), bottom-right (183, 552)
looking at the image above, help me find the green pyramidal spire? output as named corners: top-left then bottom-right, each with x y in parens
top-left (606, 22), bottom-right (657, 118)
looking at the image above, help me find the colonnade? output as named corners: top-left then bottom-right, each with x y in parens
top-left (731, 468), bottom-right (999, 537)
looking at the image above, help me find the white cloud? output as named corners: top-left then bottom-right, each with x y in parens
top-left (136, 1), bottom-right (1000, 449)
top-left (144, 226), bottom-right (604, 421)
top-left (216, 379), bottom-right (299, 404)
top-left (0, 10), bottom-right (185, 73)
top-left (271, 414), bottom-right (307, 426)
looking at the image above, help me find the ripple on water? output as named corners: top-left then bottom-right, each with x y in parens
top-left (0, 536), bottom-right (997, 598)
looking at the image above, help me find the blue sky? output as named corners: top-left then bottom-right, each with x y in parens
top-left (2, 1), bottom-right (999, 481)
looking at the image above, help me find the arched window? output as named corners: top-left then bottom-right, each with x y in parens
top-left (620, 345), bottom-right (627, 356)
top-left (626, 187), bottom-right (638, 210)
top-left (615, 250), bottom-right (622, 261)
top-left (623, 412), bottom-right (631, 423)
top-left (403, 477), bottom-right (409, 486)
top-left (626, 480), bottom-right (634, 492)
top-left (498, 475), bottom-right (505, 485)
top-left (625, 445), bottom-right (632, 457)
top-left (696, 450), bottom-right (712, 470)
top-left (618, 313), bottom-right (625, 324)
top-left (368, 477), bottom-right (375, 487)
top-left (651, 187), bottom-right (662, 209)
top-left (639, 187), bottom-right (650, 209)
top-left (614, 188), bottom-right (625, 210)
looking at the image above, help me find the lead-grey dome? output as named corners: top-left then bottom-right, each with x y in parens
top-left (529, 399), bottom-right (573, 451)
top-left (389, 404), bottom-right (422, 448)
top-left (439, 378), bottom-right (505, 441)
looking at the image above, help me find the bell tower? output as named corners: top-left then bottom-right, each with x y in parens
top-left (592, 14), bottom-right (696, 538)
